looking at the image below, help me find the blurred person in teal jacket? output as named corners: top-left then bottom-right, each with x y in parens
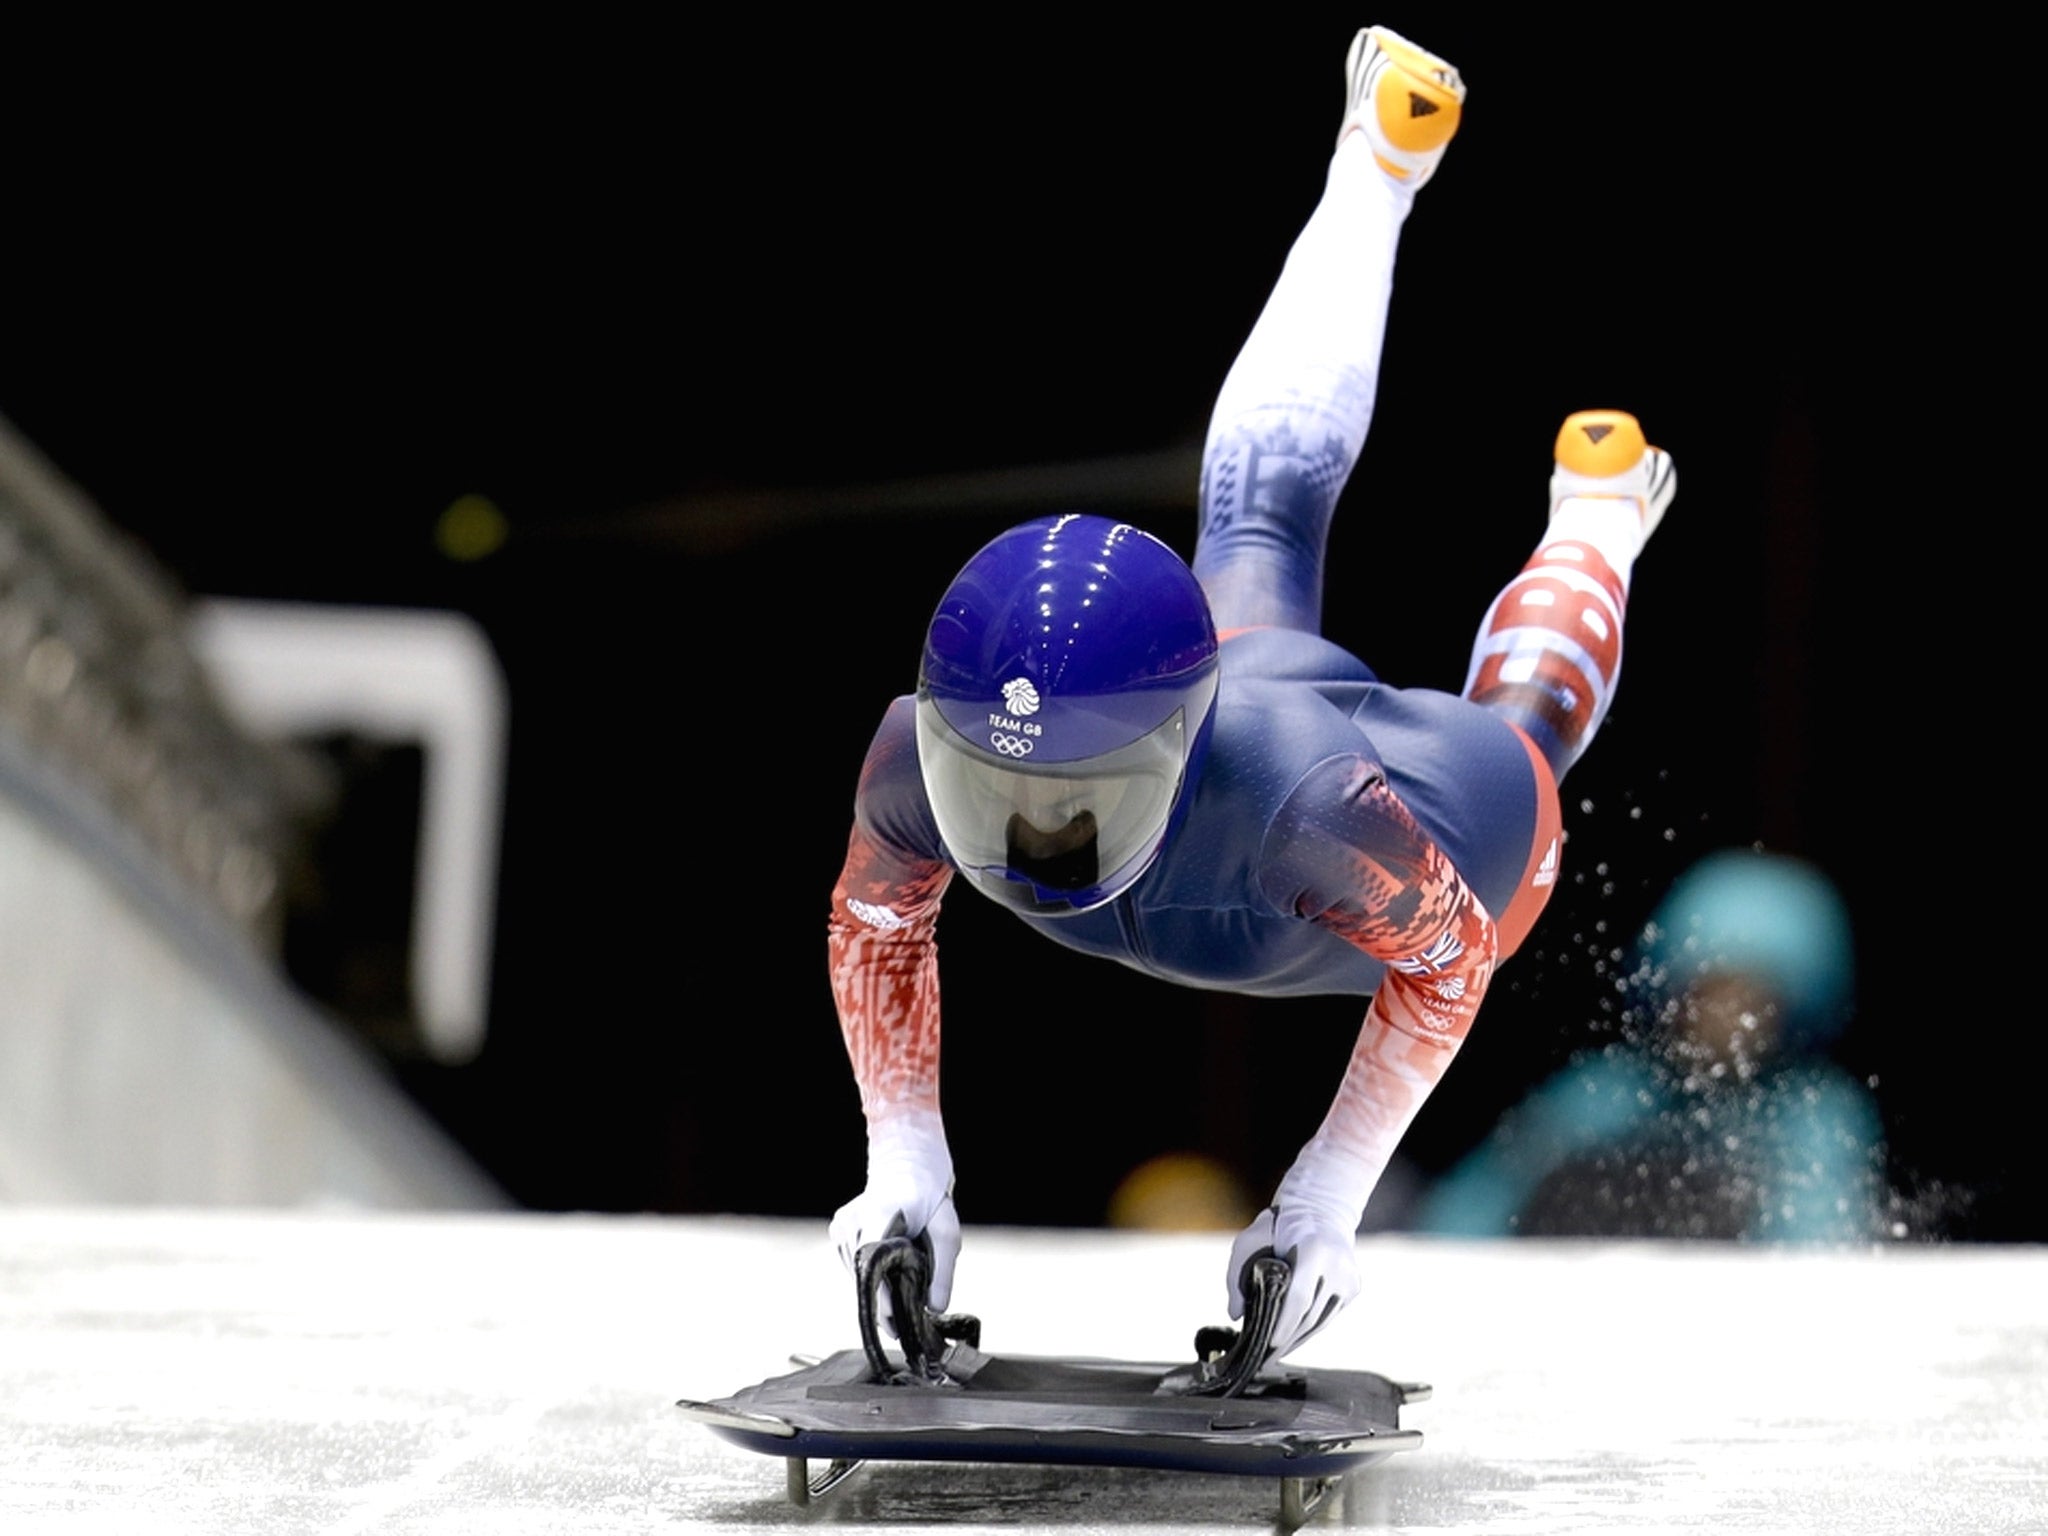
top-left (1415, 848), bottom-right (1887, 1243)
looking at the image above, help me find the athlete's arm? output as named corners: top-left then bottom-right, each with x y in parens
top-left (1234, 756), bottom-right (1499, 1357)
top-left (826, 702), bottom-right (962, 1317)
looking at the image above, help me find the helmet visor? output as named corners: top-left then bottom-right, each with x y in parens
top-left (914, 694), bottom-right (1196, 911)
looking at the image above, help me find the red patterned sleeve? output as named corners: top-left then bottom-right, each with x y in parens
top-left (1269, 759), bottom-right (1500, 1195)
top-left (829, 824), bottom-right (952, 1130)
top-left (827, 699), bottom-right (955, 1135)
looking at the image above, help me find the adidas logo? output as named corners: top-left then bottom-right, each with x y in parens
top-left (848, 898), bottom-right (910, 930)
top-left (1583, 423), bottom-right (1613, 445)
top-left (1409, 94), bottom-right (1439, 119)
top-left (1533, 837), bottom-right (1559, 889)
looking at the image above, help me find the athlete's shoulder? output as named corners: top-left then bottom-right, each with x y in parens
top-left (851, 695), bottom-right (943, 860)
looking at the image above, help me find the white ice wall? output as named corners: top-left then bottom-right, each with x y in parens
top-left (0, 733), bottom-right (505, 1210)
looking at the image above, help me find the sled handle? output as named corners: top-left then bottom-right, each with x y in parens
top-left (1185, 1252), bottom-right (1290, 1398)
top-left (853, 1231), bottom-right (981, 1386)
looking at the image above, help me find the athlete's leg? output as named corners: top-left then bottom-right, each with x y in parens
top-left (1464, 410), bottom-right (1677, 780)
top-left (1194, 26), bottom-right (1463, 637)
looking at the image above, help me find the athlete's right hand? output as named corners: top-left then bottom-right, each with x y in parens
top-left (829, 1122), bottom-right (959, 1332)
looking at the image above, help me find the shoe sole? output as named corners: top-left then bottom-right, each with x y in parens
top-left (1554, 410), bottom-right (1648, 479)
top-left (1346, 26), bottom-right (1464, 163)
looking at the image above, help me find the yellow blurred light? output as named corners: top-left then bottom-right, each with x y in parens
top-left (436, 495), bottom-right (508, 562)
top-left (1106, 1151), bottom-right (1256, 1232)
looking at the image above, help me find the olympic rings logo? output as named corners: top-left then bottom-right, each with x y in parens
top-left (990, 733), bottom-right (1034, 757)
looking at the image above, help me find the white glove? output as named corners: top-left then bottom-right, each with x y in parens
top-left (1226, 1203), bottom-right (1363, 1364)
top-left (828, 1118), bottom-right (959, 1331)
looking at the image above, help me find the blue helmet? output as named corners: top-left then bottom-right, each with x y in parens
top-left (916, 513), bottom-right (1220, 915)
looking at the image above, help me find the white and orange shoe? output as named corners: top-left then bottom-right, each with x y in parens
top-left (1550, 409), bottom-right (1677, 542)
top-left (1337, 25), bottom-right (1466, 190)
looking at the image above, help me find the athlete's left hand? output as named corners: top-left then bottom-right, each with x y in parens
top-left (1225, 1203), bottom-right (1362, 1363)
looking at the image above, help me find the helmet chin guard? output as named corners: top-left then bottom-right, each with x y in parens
top-left (916, 514), bottom-right (1219, 915)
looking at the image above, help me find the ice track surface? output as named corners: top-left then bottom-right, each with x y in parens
top-left (2, 1208), bottom-right (2042, 1534)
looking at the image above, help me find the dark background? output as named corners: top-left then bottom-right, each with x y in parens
top-left (4, 15), bottom-right (2028, 1238)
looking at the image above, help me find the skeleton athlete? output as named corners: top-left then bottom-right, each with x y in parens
top-left (826, 23), bottom-right (1677, 1366)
